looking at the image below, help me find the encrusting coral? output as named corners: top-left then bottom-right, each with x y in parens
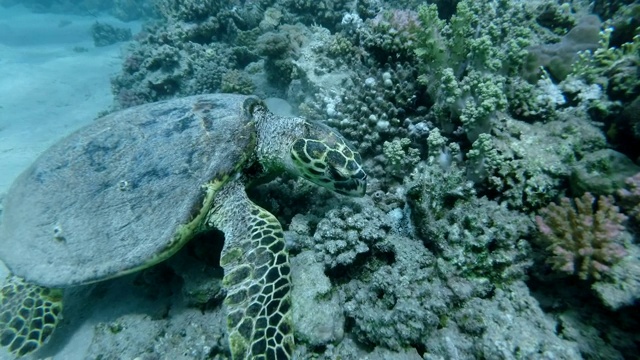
top-left (618, 172), bottom-right (640, 224)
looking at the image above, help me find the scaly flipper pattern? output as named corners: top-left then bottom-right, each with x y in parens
top-left (0, 276), bottom-right (62, 357)
top-left (208, 179), bottom-right (294, 360)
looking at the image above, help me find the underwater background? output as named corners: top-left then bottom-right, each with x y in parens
top-left (0, 0), bottom-right (639, 359)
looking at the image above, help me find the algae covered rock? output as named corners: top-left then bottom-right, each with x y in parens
top-left (291, 251), bottom-right (344, 347)
top-left (570, 148), bottom-right (640, 196)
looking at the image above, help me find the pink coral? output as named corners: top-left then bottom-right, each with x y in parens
top-left (535, 193), bottom-right (627, 281)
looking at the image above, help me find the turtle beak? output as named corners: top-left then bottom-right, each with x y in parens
top-left (330, 168), bottom-right (367, 197)
top-left (334, 179), bottom-right (366, 196)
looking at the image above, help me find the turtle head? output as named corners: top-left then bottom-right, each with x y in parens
top-left (249, 98), bottom-right (366, 196)
top-left (289, 120), bottom-right (367, 196)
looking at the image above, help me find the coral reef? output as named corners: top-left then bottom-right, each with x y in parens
top-left (90, 21), bottom-right (132, 47)
top-left (362, 9), bottom-right (421, 64)
top-left (466, 114), bottom-right (606, 210)
top-left (256, 24), bottom-right (309, 88)
top-left (340, 234), bottom-right (444, 350)
top-left (424, 281), bottom-right (582, 359)
top-left (382, 138), bottom-right (420, 178)
top-left (312, 199), bottom-right (392, 271)
top-left (290, 251), bottom-right (344, 347)
top-left (570, 23), bottom-right (640, 103)
top-left (111, 24), bottom-right (240, 108)
top-left (565, 7), bottom-right (640, 157)
top-left (154, 0), bottom-right (224, 22)
top-left (282, 0), bottom-right (351, 31)
top-left (408, 163), bottom-right (533, 283)
top-left (525, 15), bottom-right (602, 82)
top-left (220, 69), bottom-right (255, 94)
top-left (411, 0), bottom-right (534, 141)
top-left (329, 63), bottom-right (427, 159)
top-left (50, 0), bottom-right (640, 357)
top-left (591, 241), bottom-right (640, 310)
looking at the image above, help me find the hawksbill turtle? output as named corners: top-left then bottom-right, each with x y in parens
top-left (0, 93), bottom-right (366, 359)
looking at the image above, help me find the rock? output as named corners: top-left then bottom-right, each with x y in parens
top-left (291, 251), bottom-right (344, 347)
top-left (570, 149), bottom-right (640, 196)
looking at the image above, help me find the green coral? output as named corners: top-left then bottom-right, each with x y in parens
top-left (426, 127), bottom-right (447, 150)
top-left (412, 0), bottom-right (533, 140)
top-left (382, 138), bottom-right (420, 178)
top-left (414, 0), bottom-right (532, 76)
top-left (467, 133), bottom-right (503, 184)
top-left (572, 27), bottom-right (640, 101)
top-left (413, 4), bottom-right (448, 70)
top-left (326, 34), bottom-right (356, 58)
top-left (458, 71), bottom-right (508, 141)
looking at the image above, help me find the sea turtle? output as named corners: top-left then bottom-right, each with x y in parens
top-left (0, 93), bottom-right (366, 359)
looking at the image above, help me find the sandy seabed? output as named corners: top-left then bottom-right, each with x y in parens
top-left (0, 6), bottom-right (143, 360)
top-left (0, 5), bottom-right (140, 193)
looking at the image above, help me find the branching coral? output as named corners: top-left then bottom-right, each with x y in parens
top-left (572, 27), bottom-right (640, 101)
top-left (363, 8), bottom-right (422, 64)
top-left (382, 138), bottom-right (420, 178)
top-left (535, 193), bottom-right (628, 280)
top-left (412, 0), bottom-right (533, 141)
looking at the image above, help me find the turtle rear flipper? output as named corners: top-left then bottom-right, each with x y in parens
top-left (0, 276), bottom-right (62, 357)
top-left (208, 180), bottom-right (294, 360)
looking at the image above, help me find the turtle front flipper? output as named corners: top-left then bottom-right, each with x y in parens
top-left (208, 179), bottom-right (294, 360)
top-left (0, 275), bottom-right (62, 357)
